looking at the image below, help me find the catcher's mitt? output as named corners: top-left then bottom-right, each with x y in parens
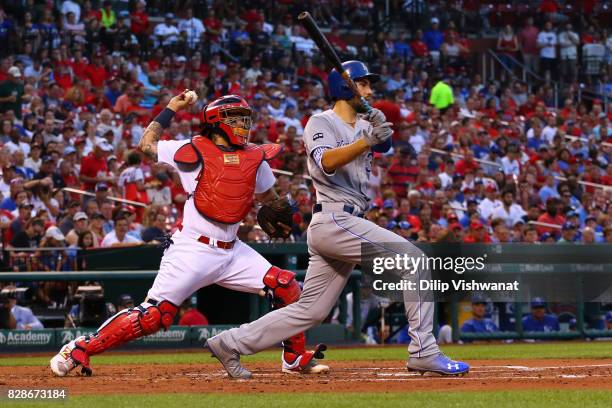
top-left (257, 198), bottom-right (294, 239)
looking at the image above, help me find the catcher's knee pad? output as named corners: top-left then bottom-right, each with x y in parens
top-left (263, 266), bottom-right (301, 308)
top-left (76, 300), bottom-right (178, 356)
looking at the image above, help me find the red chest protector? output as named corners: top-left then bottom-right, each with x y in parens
top-left (173, 135), bottom-right (282, 224)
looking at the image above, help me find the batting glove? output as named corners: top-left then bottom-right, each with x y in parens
top-left (364, 108), bottom-right (387, 127)
top-left (364, 122), bottom-right (393, 147)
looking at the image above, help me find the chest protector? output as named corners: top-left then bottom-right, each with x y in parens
top-left (173, 135), bottom-right (282, 224)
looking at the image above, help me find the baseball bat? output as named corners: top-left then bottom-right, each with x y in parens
top-left (298, 11), bottom-right (370, 110)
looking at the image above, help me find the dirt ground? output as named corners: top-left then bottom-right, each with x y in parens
top-left (2, 357), bottom-right (612, 394)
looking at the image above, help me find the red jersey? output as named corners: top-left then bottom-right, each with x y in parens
top-left (130, 11), bottom-right (149, 34)
top-left (80, 153), bottom-right (109, 191)
top-left (179, 308), bottom-right (209, 326)
top-left (84, 64), bottom-right (108, 88)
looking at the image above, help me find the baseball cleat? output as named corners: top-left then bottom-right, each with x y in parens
top-left (50, 340), bottom-right (78, 377)
top-left (407, 352), bottom-right (470, 376)
top-left (282, 343), bottom-right (329, 374)
top-left (282, 358), bottom-right (330, 375)
top-left (204, 336), bottom-right (252, 379)
top-left (50, 337), bottom-right (94, 377)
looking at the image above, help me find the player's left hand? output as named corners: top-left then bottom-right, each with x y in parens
top-left (364, 108), bottom-right (386, 127)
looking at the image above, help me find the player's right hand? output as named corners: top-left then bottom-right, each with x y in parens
top-left (167, 90), bottom-right (192, 112)
top-left (364, 122), bottom-right (393, 146)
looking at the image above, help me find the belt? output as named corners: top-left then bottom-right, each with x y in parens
top-left (177, 224), bottom-right (235, 249)
top-left (312, 203), bottom-right (364, 218)
top-left (197, 235), bottom-right (235, 249)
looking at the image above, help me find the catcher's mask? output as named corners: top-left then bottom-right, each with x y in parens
top-left (202, 95), bottom-right (252, 147)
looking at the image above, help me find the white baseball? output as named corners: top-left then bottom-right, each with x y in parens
top-left (185, 90), bottom-right (198, 104)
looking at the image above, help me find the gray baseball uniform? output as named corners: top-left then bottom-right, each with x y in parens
top-left (218, 109), bottom-right (439, 359)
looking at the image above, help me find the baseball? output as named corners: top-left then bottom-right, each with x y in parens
top-left (185, 90), bottom-right (198, 104)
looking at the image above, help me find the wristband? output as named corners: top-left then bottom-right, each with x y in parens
top-left (154, 108), bottom-right (175, 129)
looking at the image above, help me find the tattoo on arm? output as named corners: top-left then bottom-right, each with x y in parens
top-left (139, 121), bottom-right (162, 161)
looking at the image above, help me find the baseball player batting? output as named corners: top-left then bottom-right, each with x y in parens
top-left (205, 61), bottom-right (470, 377)
top-left (50, 90), bottom-right (328, 377)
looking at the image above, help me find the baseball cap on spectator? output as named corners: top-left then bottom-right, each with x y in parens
top-left (96, 182), bottom-right (109, 192)
top-left (398, 221), bottom-right (411, 230)
top-left (585, 215), bottom-right (597, 223)
top-left (96, 140), bottom-right (113, 152)
top-left (118, 294), bottom-right (134, 307)
top-left (470, 221), bottom-right (484, 230)
top-left (386, 221), bottom-right (398, 229)
top-left (91, 212), bottom-right (105, 220)
top-left (467, 199), bottom-right (478, 206)
top-left (41, 155), bottom-right (54, 163)
top-left (45, 226), bottom-right (65, 241)
top-left (64, 146), bottom-right (76, 155)
top-left (165, 12), bottom-right (175, 19)
top-left (383, 199), bottom-right (395, 209)
top-left (8, 66), bottom-right (21, 77)
top-left (531, 297), bottom-right (546, 308)
top-left (68, 200), bottom-right (80, 209)
top-left (561, 222), bottom-right (576, 231)
top-left (449, 222), bottom-right (462, 231)
top-left (272, 91), bottom-right (285, 100)
top-left (431, 17), bottom-right (439, 25)
top-left (107, 155), bottom-right (117, 164)
top-left (539, 232), bottom-right (552, 242)
top-left (73, 211), bottom-right (88, 222)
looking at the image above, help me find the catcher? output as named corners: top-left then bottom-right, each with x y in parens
top-left (50, 91), bottom-right (328, 378)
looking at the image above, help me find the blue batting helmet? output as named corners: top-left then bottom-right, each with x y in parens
top-left (328, 60), bottom-right (380, 100)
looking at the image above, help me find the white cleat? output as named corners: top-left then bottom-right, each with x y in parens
top-left (282, 356), bottom-right (330, 375)
top-left (49, 340), bottom-right (78, 377)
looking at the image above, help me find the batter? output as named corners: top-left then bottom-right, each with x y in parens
top-left (206, 61), bottom-right (470, 377)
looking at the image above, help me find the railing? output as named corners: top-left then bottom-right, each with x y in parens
top-left (482, 49), bottom-right (559, 108)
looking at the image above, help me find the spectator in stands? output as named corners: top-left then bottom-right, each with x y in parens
top-left (519, 17), bottom-right (539, 74)
top-left (522, 297), bottom-right (560, 332)
top-left (65, 212), bottom-right (89, 246)
top-left (178, 297), bottom-right (208, 326)
top-left (153, 13), bottom-right (179, 49)
top-left (424, 17), bottom-right (443, 64)
top-left (537, 21), bottom-right (558, 81)
top-left (0, 66), bottom-right (24, 119)
top-left (605, 312), bottom-right (612, 331)
top-left (141, 211), bottom-right (167, 243)
top-left (3, 288), bottom-right (43, 329)
top-left (558, 23), bottom-right (580, 83)
top-left (101, 213), bottom-right (141, 247)
top-left (461, 294), bottom-right (499, 335)
top-left (116, 294), bottom-right (134, 311)
top-left (36, 226), bottom-right (68, 272)
top-left (558, 222), bottom-right (577, 243)
top-left (492, 190), bottom-right (527, 228)
top-left (536, 197), bottom-right (565, 236)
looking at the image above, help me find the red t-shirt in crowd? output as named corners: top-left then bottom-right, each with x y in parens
top-left (373, 100), bottom-right (401, 126)
top-left (130, 11), bottom-right (149, 35)
top-left (455, 158), bottom-right (479, 175)
top-left (80, 153), bottom-right (108, 191)
top-left (178, 308), bottom-right (209, 326)
top-left (387, 161), bottom-right (419, 197)
top-left (84, 64), bottom-right (109, 88)
top-left (536, 213), bottom-right (565, 235)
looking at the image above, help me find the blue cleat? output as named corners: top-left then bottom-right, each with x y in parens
top-left (407, 353), bottom-right (470, 376)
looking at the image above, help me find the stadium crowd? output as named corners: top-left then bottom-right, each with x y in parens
top-left (0, 0), bottom-right (609, 336)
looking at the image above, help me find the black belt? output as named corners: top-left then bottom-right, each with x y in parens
top-left (312, 203), bottom-right (364, 218)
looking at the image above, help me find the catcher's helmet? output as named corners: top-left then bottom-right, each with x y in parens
top-left (202, 95), bottom-right (253, 146)
top-left (328, 60), bottom-right (380, 100)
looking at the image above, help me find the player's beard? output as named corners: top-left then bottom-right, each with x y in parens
top-left (347, 96), bottom-right (369, 113)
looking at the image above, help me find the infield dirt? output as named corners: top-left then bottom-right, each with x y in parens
top-left (2, 358), bottom-right (612, 394)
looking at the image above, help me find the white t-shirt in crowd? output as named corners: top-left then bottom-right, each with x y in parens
top-left (537, 31), bottom-right (557, 59)
top-left (157, 140), bottom-right (276, 242)
top-left (101, 230), bottom-right (142, 247)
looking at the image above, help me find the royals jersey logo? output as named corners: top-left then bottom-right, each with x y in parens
top-left (223, 154), bottom-right (240, 165)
